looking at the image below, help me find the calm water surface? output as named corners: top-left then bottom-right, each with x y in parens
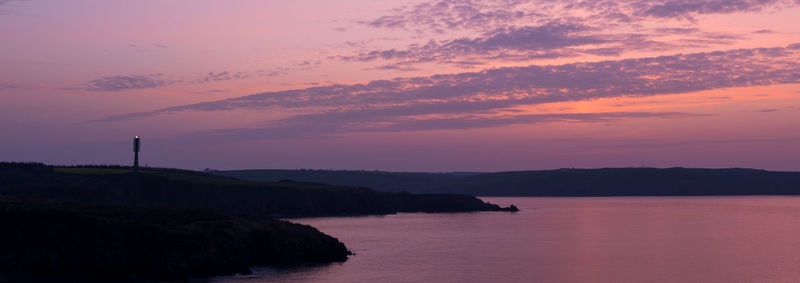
top-left (211, 197), bottom-right (800, 282)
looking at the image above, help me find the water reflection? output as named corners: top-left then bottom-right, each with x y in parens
top-left (210, 197), bottom-right (800, 283)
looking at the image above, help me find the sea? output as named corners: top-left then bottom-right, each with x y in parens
top-left (209, 196), bottom-right (800, 282)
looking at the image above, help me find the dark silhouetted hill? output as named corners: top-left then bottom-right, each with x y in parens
top-left (0, 163), bottom-right (516, 217)
top-left (213, 169), bottom-right (477, 194)
top-left (214, 167), bottom-right (800, 196)
top-left (0, 198), bottom-right (348, 281)
top-left (0, 162), bottom-right (516, 281)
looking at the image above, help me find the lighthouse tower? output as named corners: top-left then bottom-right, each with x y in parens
top-left (133, 136), bottom-right (141, 173)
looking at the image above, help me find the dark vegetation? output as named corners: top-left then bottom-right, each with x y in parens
top-left (0, 198), bottom-right (348, 281)
top-left (0, 163), bottom-right (515, 216)
top-left (216, 169), bottom-right (479, 194)
top-left (214, 167), bottom-right (800, 196)
top-left (0, 162), bottom-right (515, 281)
top-left (214, 169), bottom-right (476, 194)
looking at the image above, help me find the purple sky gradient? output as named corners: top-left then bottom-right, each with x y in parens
top-left (1, 0), bottom-right (799, 171)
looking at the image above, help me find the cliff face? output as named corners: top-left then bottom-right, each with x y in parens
top-left (0, 198), bottom-right (349, 281)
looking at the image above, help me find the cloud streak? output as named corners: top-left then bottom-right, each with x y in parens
top-left (81, 74), bottom-right (171, 92)
top-left (0, 0), bottom-right (23, 6)
top-left (0, 0), bottom-right (28, 14)
top-left (363, 0), bottom-right (533, 30)
top-left (638, 0), bottom-right (787, 18)
top-left (189, 111), bottom-right (704, 140)
top-left (195, 71), bottom-right (251, 83)
top-left (195, 68), bottom-right (289, 83)
top-left (135, 45), bottom-right (800, 112)
top-left (349, 0), bottom-right (775, 68)
top-left (365, 0), bottom-right (798, 31)
top-left (0, 83), bottom-right (16, 90)
top-left (75, 67), bottom-right (292, 92)
top-left (100, 45), bottom-right (800, 137)
top-left (341, 23), bottom-right (614, 65)
top-left (340, 24), bottom-right (739, 68)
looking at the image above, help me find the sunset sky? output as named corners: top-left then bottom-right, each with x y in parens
top-left (1, 0), bottom-right (799, 171)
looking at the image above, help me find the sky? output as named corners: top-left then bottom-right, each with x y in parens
top-left (1, 0), bottom-right (799, 172)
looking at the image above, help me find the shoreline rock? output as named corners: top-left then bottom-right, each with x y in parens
top-left (0, 199), bottom-right (350, 281)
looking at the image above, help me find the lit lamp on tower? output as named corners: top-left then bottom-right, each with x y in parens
top-left (133, 136), bottom-right (141, 173)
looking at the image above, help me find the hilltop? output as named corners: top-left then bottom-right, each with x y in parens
top-left (0, 163), bottom-right (516, 216)
top-left (0, 162), bottom-right (516, 281)
top-left (213, 167), bottom-right (800, 196)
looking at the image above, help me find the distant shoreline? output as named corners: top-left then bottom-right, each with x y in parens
top-left (215, 167), bottom-right (800, 196)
